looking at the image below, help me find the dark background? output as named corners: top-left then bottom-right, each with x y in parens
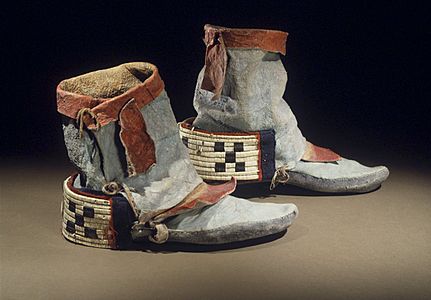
top-left (3, 1), bottom-right (430, 166)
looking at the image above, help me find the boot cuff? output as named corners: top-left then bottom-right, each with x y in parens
top-left (57, 62), bottom-right (165, 177)
top-left (204, 24), bottom-right (288, 55)
top-left (56, 62), bottom-right (165, 125)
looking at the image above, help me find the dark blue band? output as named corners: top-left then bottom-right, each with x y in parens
top-left (259, 129), bottom-right (276, 181)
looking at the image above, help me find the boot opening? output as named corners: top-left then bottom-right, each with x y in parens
top-left (60, 62), bottom-right (154, 98)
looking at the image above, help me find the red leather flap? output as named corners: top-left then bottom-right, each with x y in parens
top-left (119, 99), bottom-right (156, 176)
top-left (302, 141), bottom-right (341, 162)
top-left (153, 177), bottom-right (237, 222)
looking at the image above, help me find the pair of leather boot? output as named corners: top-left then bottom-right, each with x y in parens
top-left (57, 25), bottom-right (388, 249)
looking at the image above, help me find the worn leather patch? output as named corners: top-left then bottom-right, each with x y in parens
top-left (201, 31), bottom-right (228, 100)
top-left (56, 89), bottom-right (103, 121)
top-left (302, 141), bottom-right (341, 162)
top-left (119, 99), bottom-right (156, 176)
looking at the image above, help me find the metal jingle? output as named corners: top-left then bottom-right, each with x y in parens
top-left (130, 222), bottom-right (154, 241)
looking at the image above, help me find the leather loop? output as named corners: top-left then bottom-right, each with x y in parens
top-left (148, 224), bottom-right (169, 244)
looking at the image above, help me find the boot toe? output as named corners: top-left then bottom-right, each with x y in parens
top-left (166, 196), bottom-right (298, 244)
top-left (288, 158), bottom-right (390, 193)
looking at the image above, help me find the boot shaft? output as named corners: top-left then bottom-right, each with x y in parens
top-left (193, 25), bottom-right (306, 165)
top-left (56, 63), bottom-right (299, 248)
top-left (57, 63), bottom-right (203, 207)
top-left (57, 62), bottom-right (163, 185)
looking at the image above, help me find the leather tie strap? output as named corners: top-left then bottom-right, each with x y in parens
top-left (57, 63), bottom-right (163, 177)
top-left (200, 24), bottom-right (288, 100)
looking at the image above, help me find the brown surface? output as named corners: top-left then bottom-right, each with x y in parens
top-left (204, 24), bottom-right (288, 55)
top-left (119, 99), bottom-right (156, 176)
top-left (1, 159), bottom-right (430, 300)
top-left (302, 141), bottom-right (341, 162)
top-left (57, 62), bottom-right (164, 125)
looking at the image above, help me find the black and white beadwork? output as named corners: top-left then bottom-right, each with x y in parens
top-left (179, 120), bottom-right (276, 182)
top-left (61, 178), bottom-right (112, 248)
top-left (61, 175), bottom-right (140, 250)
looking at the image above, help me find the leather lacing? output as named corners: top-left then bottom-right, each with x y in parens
top-left (270, 165), bottom-right (291, 190)
top-left (101, 181), bottom-right (169, 244)
top-left (76, 108), bottom-right (100, 138)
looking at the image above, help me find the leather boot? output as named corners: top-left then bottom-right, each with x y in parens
top-left (57, 62), bottom-right (298, 248)
top-left (180, 25), bottom-right (389, 193)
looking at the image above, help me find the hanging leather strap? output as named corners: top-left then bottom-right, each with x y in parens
top-left (201, 24), bottom-right (288, 99)
top-left (118, 99), bottom-right (156, 176)
top-left (57, 63), bottom-right (163, 176)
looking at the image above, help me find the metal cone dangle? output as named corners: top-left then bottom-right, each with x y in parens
top-left (179, 24), bottom-right (389, 193)
top-left (57, 62), bottom-right (297, 249)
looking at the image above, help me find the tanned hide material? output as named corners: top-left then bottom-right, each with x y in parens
top-left (119, 99), bottom-right (156, 176)
top-left (201, 24), bottom-right (288, 99)
top-left (301, 142), bottom-right (341, 162)
top-left (57, 63), bottom-right (163, 176)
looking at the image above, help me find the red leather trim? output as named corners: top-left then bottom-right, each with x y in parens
top-left (57, 64), bottom-right (163, 177)
top-left (153, 177), bottom-right (237, 222)
top-left (107, 199), bottom-right (117, 250)
top-left (119, 99), bottom-right (156, 176)
top-left (56, 90), bottom-right (103, 120)
top-left (204, 24), bottom-right (288, 54)
top-left (201, 29), bottom-right (228, 99)
top-left (89, 72), bottom-right (164, 128)
top-left (256, 132), bottom-right (263, 182)
top-left (201, 25), bottom-right (288, 99)
top-left (301, 141), bottom-right (341, 162)
top-left (56, 63), bottom-right (164, 128)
